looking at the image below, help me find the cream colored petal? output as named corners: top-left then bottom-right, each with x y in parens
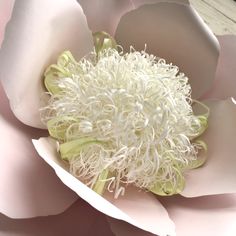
top-left (115, 2), bottom-right (219, 98)
top-left (33, 137), bottom-right (175, 236)
top-left (0, 83), bottom-right (78, 218)
top-left (77, 0), bottom-right (134, 36)
top-left (0, 199), bottom-right (114, 236)
top-left (204, 35), bottom-right (236, 99)
top-left (0, 0), bottom-right (93, 129)
top-left (182, 99), bottom-right (236, 197)
top-left (160, 194), bottom-right (236, 236)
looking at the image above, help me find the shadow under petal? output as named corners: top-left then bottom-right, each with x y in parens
top-left (0, 199), bottom-right (114, 236)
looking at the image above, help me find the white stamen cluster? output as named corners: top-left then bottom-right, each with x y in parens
top-left (42, 48), bottom-right (203, 197)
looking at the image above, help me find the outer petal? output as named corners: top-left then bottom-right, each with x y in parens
top-left (159, 194), bottom-right (236, 236)
top-left (181, 99), bottom-right (236, 197)
top-left (33, 137), bottom-right (175, 236)
top-left (0, 0), bottom-right (93, 128)
top-left (77, 0), bottom-right (134, 36)
top-left (107, 217), bottom-right (155, 236)
top-left (0, 199), bottom-right (114, 236)
top-left (131, 0), bottom-right (189, 8)
top-left (0, 0), bottom-right (14, 46)
top-left (115, 2), bottom-right (219, 98)
top-left (0, 83), bottom-right (78, 218)
top-left (203, 35), bottom-right (236, 99)
top-left (77, 0), bottom-right (189, 36)
top-left (108, 194), bottom-right (236, 236)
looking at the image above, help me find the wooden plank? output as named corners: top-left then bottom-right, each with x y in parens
top-left (202, 0), bottom-right (236, 22)
top-left (190, 0), bottom-right (236, 34)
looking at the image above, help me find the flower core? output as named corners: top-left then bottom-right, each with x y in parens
top-left (41, 47), bottom-right (208, 197)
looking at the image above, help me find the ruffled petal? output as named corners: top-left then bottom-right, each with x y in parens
top-left (181, 99), bottom-right (236, 197)
top-left (33, 137), bottom-right (175, 236)
top-left (0, 199), bottom-right (114, 236)
top-left (0, 83), bottom-right (78, 218)
top-left (203, 35), bottom-right (236, 99)
top-left (115, 2), bottom-right (219, 98)
top-left (0, 0), bottom-right (14, 46)
top-left (77, 0), bottom-right (134, 36)
top-left (0, 0), bottom-right (93, 128)
top-left (160, 194), bottom-right (236, 236)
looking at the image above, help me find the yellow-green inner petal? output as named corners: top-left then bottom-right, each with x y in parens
top-left (92, 169), bottom-right (110, 195)
top-left (150, 167), bottom-right (185, 196)
top-left (59, 138), bottom-right (104, 161)
top-left (44, 51), bottom-right (81, 95)
top-left (188, 140), bottom-right (208, 169)
top-left (93, 31), bottom-right (117, 55)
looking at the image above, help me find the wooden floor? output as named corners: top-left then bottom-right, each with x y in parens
top-left (190, 0), bottom-right (236, 34)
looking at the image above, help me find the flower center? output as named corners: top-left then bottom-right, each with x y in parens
top-left (41, 33), bottom-right (208, 198)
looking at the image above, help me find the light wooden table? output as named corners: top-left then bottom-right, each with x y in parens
top-left (190, 0), bottom-right (236, 34)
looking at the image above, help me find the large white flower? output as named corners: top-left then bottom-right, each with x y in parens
top-left (0, 1), bottom-right (236, 235)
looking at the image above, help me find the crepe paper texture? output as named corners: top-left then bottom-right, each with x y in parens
top-left (0, 0), bottom-right (236, 236)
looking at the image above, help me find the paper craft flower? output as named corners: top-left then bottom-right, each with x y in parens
top-left (0, 0), bottom-right (236, 235)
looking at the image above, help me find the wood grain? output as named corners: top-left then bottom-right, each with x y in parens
top-left (190, 0), bottom-right (236, 34)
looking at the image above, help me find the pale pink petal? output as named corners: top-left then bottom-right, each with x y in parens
top-left (203, 35), bottom-right (236, 100)
top-left (131, 0), bottom-right (189, 8)
top-left (115, 2), bottom-right (219, 98)
top-left (0, 83), bottom-right (78, 218)
top-left (0, 0), bottom-right (14, 46)
top-left (181, 99), bottom-right (236, 197)
top-left (77, 0), bottom-right (134, 36)
top-left (0, 199), bottom-right (114, 236)
top-left (0, 0), bottom-right (93, 129)
top-left (159, 194), bottom-right (236, 236)
top-left (77, 0), bottom-right (190, 36)
top-left (33, 137), bottom-right (175, 236)
top-left (109, 193), bottom-right (236, 236)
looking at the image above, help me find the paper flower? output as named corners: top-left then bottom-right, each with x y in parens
top-left (0, 0), bottom-right (236, 235)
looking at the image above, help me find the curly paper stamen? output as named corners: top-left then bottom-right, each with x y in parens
top-left (41, 46), bottom-right (208, 198)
